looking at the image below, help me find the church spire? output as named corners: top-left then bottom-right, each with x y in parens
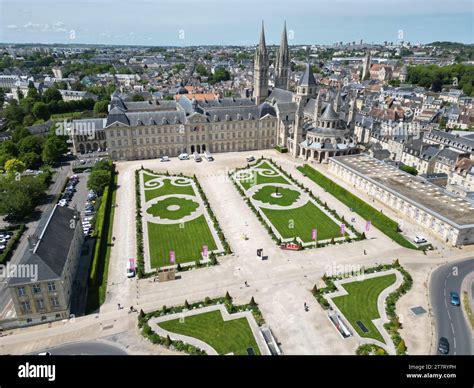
top-left (258, 20), bottom-right (266, 51)
top-left (275, 21), bottom-right (290, 90)
top-left (253, 21), bottom-right (269, 105)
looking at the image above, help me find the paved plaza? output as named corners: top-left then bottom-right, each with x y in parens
top-left (1, 150), bottom-right (473, 355)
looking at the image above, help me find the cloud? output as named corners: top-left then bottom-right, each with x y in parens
top-left (22, 21), bottom-right (67, 33)
top-left (6, 24), bottom-right (19, 29)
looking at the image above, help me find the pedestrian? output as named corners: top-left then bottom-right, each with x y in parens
top-left (363, 249), bottom-right (367, 255)
top-left (117, 303), bottom-right (121, 310)
top-left (245, 281), bottom-right (249, 287)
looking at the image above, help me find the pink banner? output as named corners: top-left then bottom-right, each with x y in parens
top-left (340, 224), bottom-right (345, 236)
top-left (312, 228), bottom-right (317, 241)
top-left (202, 245), bottom-right (208, 257)
top-left (365, 220), bottom-right (371, 232)
top-left (170, 251), bottom-right (175, 264)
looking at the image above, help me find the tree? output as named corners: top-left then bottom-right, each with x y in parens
top-left (32, 102), bottom-right (50, 121)
top-left (93, 100), bottom-right (109, 116)
top-left (209, 67), bottom-right (231, 84)
top-left (18, 135), bottom-right (43, 155)
top-left (132, 94), bottom-right (145, 102)
top-left (164, 335), bottom-right (172, 347)
top-left (399, 164), bottom-right (418, 176)
top-left (12, 126), bottom-right (31, 143)
top-left (249, 297), bottom-right (257, 307)
top-left (225, 291), bottom-right (232, 302)
top-left (42, 87), bottom-right (63, 103)
top-left (0, 88), bottom-right (5, 107)
top-left (26, 87), bottom-right (40, 101)
top-left (4, 158), bottom-right (26, 174)
top-left (196, 64), bottom-right (209, 77)
top-left (41, 135), bottom-right (67, 165)
top-left (397, 339), bottom-right (407, 354)
top-left (0, 140), bottom-right (18, 157)
top-left (87, 169), bottom-right (110, 196)
top-left (20, 152), bottom-right (41, 169)
top-left (0, 184), bottom-right (33, 221)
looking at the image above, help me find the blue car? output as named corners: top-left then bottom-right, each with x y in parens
top-left (450, 292), bottom-right (460, 306)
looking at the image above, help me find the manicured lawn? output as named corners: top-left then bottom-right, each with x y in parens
top-left (252, 185), bottom-right (301, 206)
top-left (86, 170), bottom-right (117, 313)
top-left (143, 173), bottom-right (195, 202)
top-left (158, 309), bottom-right (261, 355)
top-left (147, 215), bottom-right (217, 267)
top-left (261, 202), bottom-right (342, 242)
top-left (298, 165), bottom-right (417, 249)
top-left (238, 162), bottom-right (289, 190)
top-left (332, 274), bottom-right (397, 343)
top-left (147, 197), bottom-right (199, 220)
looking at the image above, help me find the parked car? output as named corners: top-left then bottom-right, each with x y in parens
top-left (413, 235), bottom-right (427, 244)
top-left (126, 259), bottom-right (136, 278)
top-left (246, 156), bottom-right (255, 162)
top-left (438, 337), bottom-right (449, 354)
top-left (0, 245), bottom-right (6, 250)
top-left (0, 239), bottom-right (7, 244)
top-left (0, 234), bottom-right (11, 240)
top-left (193, 152), bottom-right (202, 162)
top-left (450, 292), bottom-right (460, 306)
top-left (178, 153), bottom-right (189, 160)
top-left (160, 156), bottom-right (170, 162)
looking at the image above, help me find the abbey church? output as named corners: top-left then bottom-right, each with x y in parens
top-left (73, 23), bottom-right (358, 162)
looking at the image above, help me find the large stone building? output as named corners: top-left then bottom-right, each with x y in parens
top-left (329, 154), bottom-right (474, 246)
top-left (5, 205), bottom-right (83, 327)
top-left (72, 23), bottom-right (357, 162)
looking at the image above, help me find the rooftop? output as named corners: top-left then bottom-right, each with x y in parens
top-left (332, 154), bottom-right (474, 228)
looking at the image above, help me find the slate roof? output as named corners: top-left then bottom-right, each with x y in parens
top-left (299, 63), bottom-right (317, 87)
top-left (8, 206), bottom-right (80, 285)
top-left (320, 103), bottom-right (339, 121)
top-left (268, 88), bottom-right (294, 104)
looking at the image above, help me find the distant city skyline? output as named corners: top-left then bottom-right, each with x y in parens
top-left (0, 0), bottom-right (473, 46)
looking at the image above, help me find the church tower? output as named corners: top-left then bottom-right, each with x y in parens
top-left (253, 22), bottom-right (269, 105)
top-left (361, 50), bottom-right (371, 80)
top-left (274, 22), bottom-right (290, 90)
top-left (294, 63), bottom-right (317, 104)
top-left (333, 86), bottom-right (343, 113)
top-left (292, 98), bottom-right (304, 158)
top-left (313, 90), bottom-right (323, 125)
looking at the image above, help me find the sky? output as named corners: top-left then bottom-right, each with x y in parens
top-left (0, 0), bottom-right (473, 46)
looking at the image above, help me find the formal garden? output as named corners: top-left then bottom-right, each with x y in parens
top-left (312, 260), bottom-right (413, 355)
top-left (135, 169), bottom-right (230, 276)
top-left (297, 164), bottom-right (420, 250)
top-left (138, 293), bottom-right (267, 355)
top-left (230, 158), bottom-right (362, 248)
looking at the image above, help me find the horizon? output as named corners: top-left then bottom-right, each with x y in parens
top-left (1, 0), bottom-right (473, 46)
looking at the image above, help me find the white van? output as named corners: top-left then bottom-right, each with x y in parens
top-left (193, 152), bottom-right (202, 162)
top-left (413, 235), bottom-right (427, 244)
top-left (204, 151), bottom-right (214, 161)
top-left (178, 153), bottom-right (189, 160)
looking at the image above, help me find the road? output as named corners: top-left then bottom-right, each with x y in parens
top-left (29, 342), bottom-right (127, 355)
top-left (430, 258), bottom-right (474, 355)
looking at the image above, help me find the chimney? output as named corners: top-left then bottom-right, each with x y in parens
top-left (27, 234), bottom-right (39, 251)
